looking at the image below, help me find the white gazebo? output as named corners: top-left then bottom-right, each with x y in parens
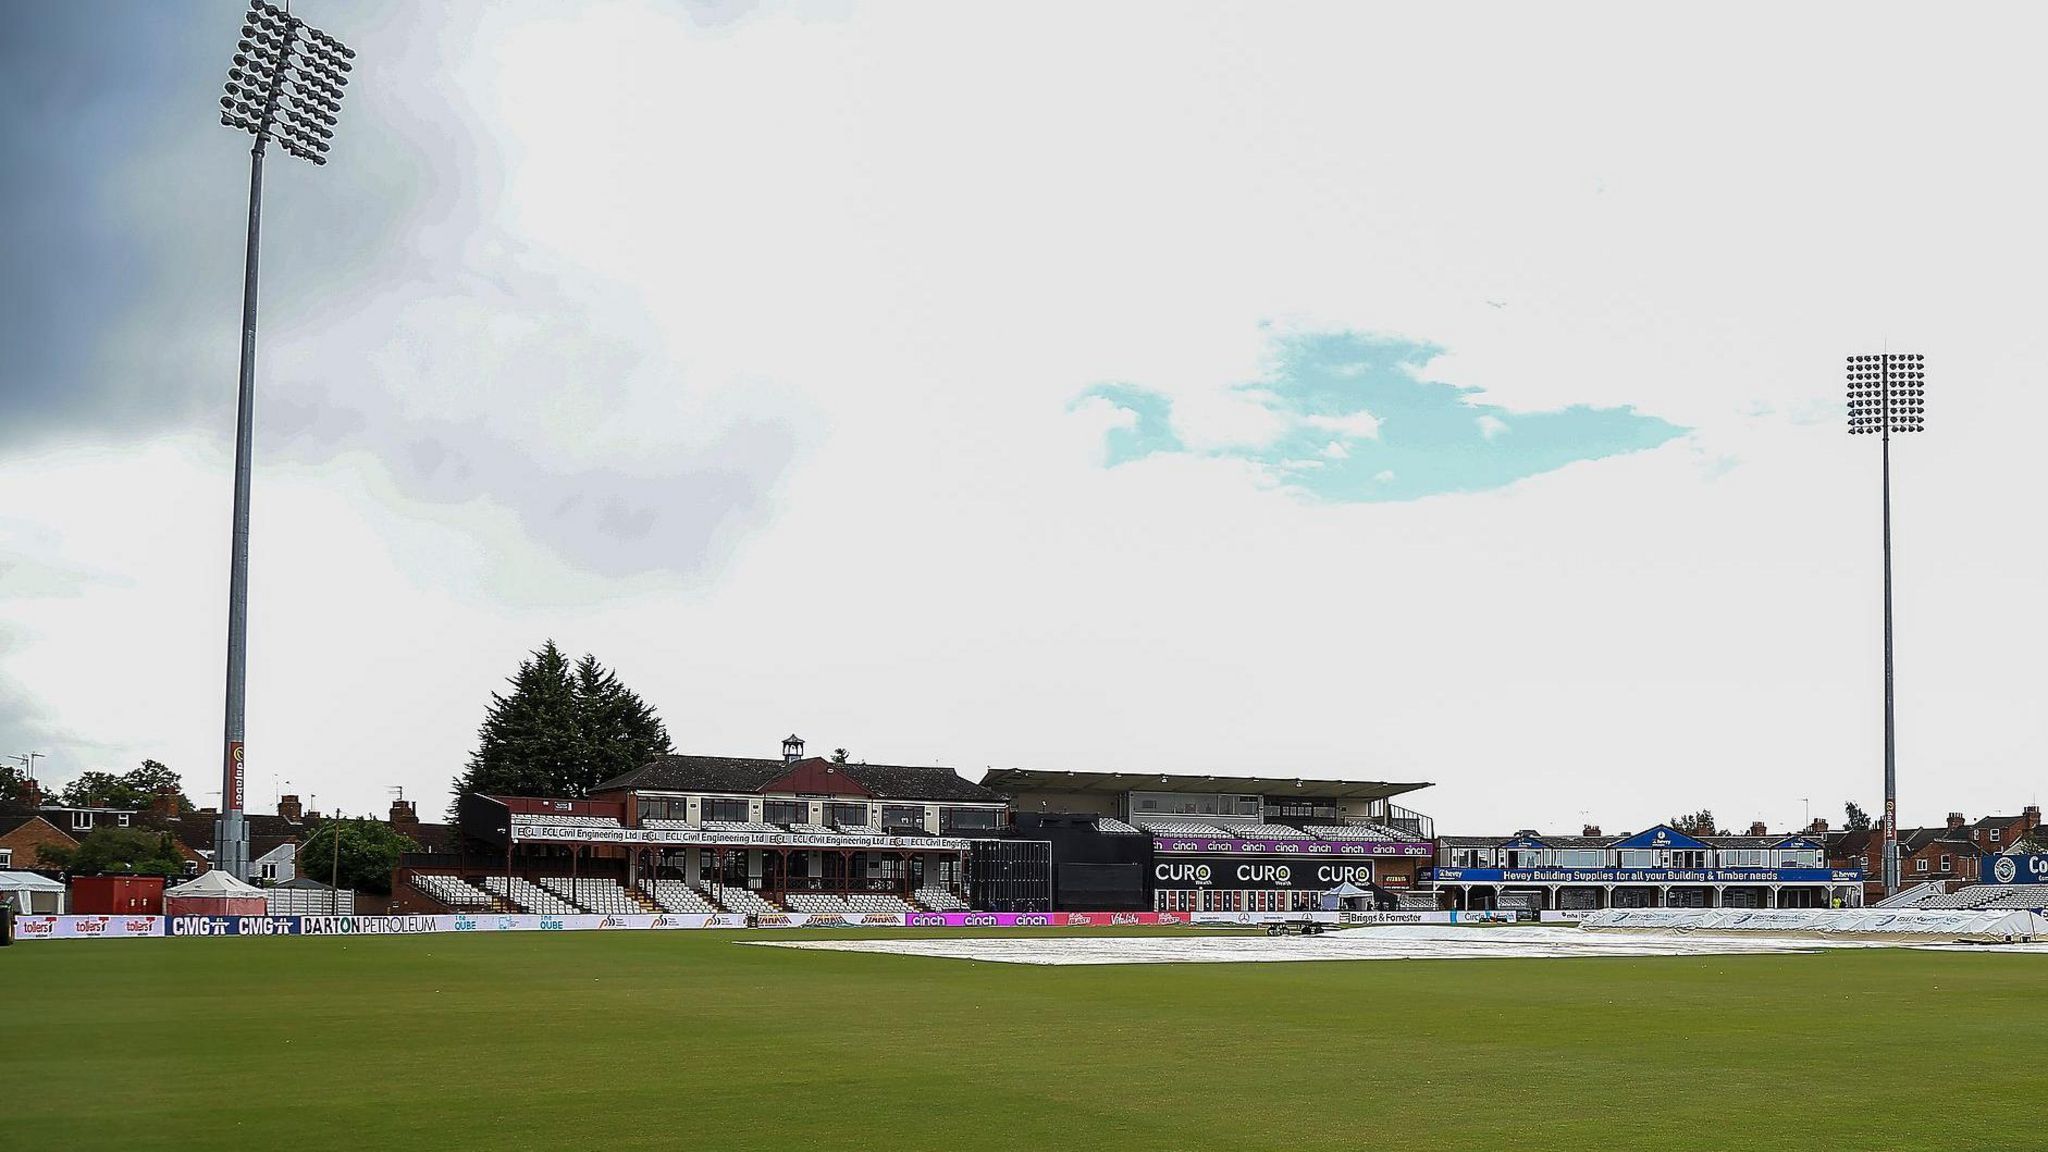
top-left (0, 871), bottom-right (68, 915)
top-left (165, 869), bottom-right (269, 915)
top-left (1319, 880), bottom-right (1374, 911)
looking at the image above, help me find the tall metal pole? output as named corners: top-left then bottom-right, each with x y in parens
top-left (213, 0), bottom-right (353, 879)
top-left (1848, 352), bottom-right (1922, 896)
top-left (216, 136), bottom-right (266, 882)
top-left (1879, 357), bottom-right (1899, 897)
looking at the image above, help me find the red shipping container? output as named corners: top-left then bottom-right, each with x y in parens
top-left (70, 874), bottom-right (167, 916)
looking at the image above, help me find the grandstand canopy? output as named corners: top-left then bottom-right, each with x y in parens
top-left (977, 768), bottom-right (1430, 802)
top-left (593, 755), bottom-right (1000, 803)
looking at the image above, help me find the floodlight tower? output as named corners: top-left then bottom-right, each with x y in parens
top-left (1845, 352), bottom-right (1925, 898)
top-left (213, 1), bottom-right (354, 879)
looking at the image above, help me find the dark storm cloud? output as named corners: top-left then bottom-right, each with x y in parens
top-left (1, 2), bottom-right (797, 579)
top-left (0, 3), bottom-right (210, 439)
top-left (0, 1), bottom-right (437, 443)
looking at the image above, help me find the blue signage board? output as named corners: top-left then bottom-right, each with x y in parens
top-left (1984, 855), bottom-right (2048, 886)
top-left (165, 914), bottom-right (451, 937)
top-left (1429, 867), bottom-right (1860, 885)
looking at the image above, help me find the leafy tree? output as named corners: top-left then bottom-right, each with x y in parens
top-left (1844, 801), bottom-right (1872, 831)
top-left (298, 818), bottom-right (416, 896)
top-left (831, 748), bottom-right (850, 765)
top-left (56, 770), bottom-right (128, 809)
top-left (38, 827), bottom-right (189, 877)
top-left (126, 760), bottom-right (192, 812)
top-left (448, 641), bottom-right (672, 812)
top-left (1668, 809), bottom-right (1719, 836)
top-left (53, 760), bottom-right (192, 813)
top-left (0, 764), bottom-right (31, 805)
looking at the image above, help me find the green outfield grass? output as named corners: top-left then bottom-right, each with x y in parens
top-left (9, 929), bottom-right (2037, 1151)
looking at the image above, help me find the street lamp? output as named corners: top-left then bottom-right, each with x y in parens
top-left (213, 1), bottom-right (354, 880)
top-left (1845, 352), bottom-right (1925, 897)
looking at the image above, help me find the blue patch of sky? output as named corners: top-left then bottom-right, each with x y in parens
top-left (1085, 383), bottom-right (1184, 466)
top-left (1078, 331), bottom-right (1685, 501)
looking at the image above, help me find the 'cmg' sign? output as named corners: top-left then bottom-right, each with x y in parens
top-left (1985, 855), bottom-right (2048, 885)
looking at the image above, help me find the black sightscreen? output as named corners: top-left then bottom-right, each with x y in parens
top-left (964, 839), bottom-right (1052, 912)
top-left (1057, 862), bottom-right (1145, 910)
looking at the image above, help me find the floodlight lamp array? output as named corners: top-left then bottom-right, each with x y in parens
top-left (1845, 353), bottom-right (1926, 435)
top-left (219, 0), bottom-right (353, 166)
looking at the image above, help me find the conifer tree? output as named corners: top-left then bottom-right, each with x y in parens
top-left (573, 653), bottom-right (673, 792)
top-left (449, 641), bottom-right (673, 813)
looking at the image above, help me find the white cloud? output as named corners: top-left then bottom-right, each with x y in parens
top-left (1302, 411), bottom-right (1384, 440)
top-left (1375, 470), bottom-right (1397, 483)
top-left (1477, 414), bottom-right (1510, 441)
top-left (1322, 441), bottom-right (1349, 460)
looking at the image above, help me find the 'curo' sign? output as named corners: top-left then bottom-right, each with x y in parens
top-left (1152, 857), bottom-right (1374, 890)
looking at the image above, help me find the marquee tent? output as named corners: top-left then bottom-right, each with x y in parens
top-left (0, 871), bottom-right (67, 915)
top-left (164, 869), bottom-right (268, 916)
top-left (1319, 881), bottom-right (1373, 911)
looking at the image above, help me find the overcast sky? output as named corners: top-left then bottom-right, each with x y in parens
top-left (4, 1), bottom-right (2045, 835)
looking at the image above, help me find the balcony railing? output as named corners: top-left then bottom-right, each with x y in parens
top-left (1387, 804), bottom-right (1435, 840)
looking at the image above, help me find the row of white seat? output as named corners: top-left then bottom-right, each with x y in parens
top-left (785, 893), bottom-right (915, 914)
top-left (1917, 884), bottom-right (2048, 911)
top-left (915, 886), bottom-right (968, 911)
top-left (539, 876), bottom-right (643, 914)
top-left (639, 879), bottom-right (720, 914)
top-left (479, 876), bottom-right (579, 915)
top-left (420, 871), bottom-right (976, 916)
top-left (414, 873), bottom-right (495, 908)
top-left (1134, 818), bottom-right (1412, 840)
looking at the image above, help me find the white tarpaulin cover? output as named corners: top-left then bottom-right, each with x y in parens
top-left (165, 870), bottom-right (266, 899)
top-left (1579, 907), bottom-right (2048, 940)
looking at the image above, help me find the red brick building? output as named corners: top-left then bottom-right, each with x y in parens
top-left (1967, 806), bottom-right (2042, 855)
top-left (0, 814), bottom-right (79, 871)
top-left (1829, 812), bottom-right (1996, 901)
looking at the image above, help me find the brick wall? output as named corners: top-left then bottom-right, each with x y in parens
top-left (0, 817), bottom-right (79, 869)
top-left (1901, 840), bottom-right (1978, 885)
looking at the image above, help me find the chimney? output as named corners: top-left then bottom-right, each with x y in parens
top-left (24, 779), bottom-right (43, 807)
top-left (278, 794), bottom-right (303, 822)
top-left (1748, 820), bottom-right (1768, 836)
top-left (2025, 805), bottom-right (2042, 832)
top-left (1581, 824), bottom-right (1602, 837)
top-left (1809, 817), bottom-right (1830, 834)
top-left (1947, 811), bottom-right (1966, 831)
top-left (388, 799), bottom-right (419, 831)
top-left (150, 788), bottom-right (181, 820)
top-left (781, 734), bottom-right (805, 765)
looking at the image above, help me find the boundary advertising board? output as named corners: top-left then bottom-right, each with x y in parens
top-left (13, 910), bottom-right (1192, 940)
top-left (1985, 855), bottom-right (2048, 885)
top-left (12, 915), bottom-right (164, 940)
top-left (1154, 857), bottom-right (1379, 890)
